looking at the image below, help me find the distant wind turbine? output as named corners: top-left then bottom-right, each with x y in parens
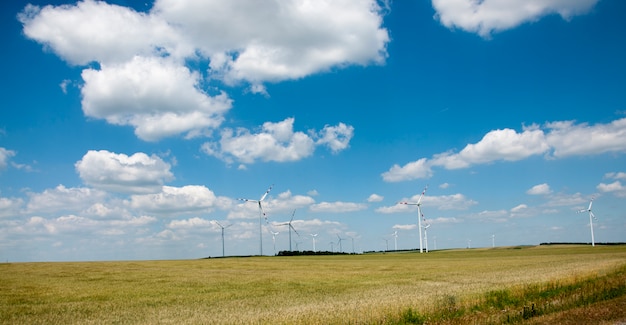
top-left (491, 234), bottom-right (495, 248)
top-left (336, 234), bottom-right (346, 252)
top-left (270, 229), bottom-right (280, 255)
top-left (239, 184), bottom-right (273, 255)
top-left (212, 220), bottom-right (231, 257)
top-left (578, 198), bottom-right (598, 246)
top-left (310, 233), bottom-right (318, 252)
top-left (398, 185), bottom-right (428, 253)
top-left (278, 209), bottom-right (300, 251)
top-left (391, 231), bottom-right (398, 251)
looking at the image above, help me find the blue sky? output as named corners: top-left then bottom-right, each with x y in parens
top-left (1, 0), bottom-right (625, 262)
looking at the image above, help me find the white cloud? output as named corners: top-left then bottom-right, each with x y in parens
top-left (546, 118), bottom-right (626, 158)
top-left (382, 158), bottom-right (432, 182)
top-left (367, 194), bottom-right (384, 202)
top-left (81, 56), bottom-right (232, 141)
top-left (439, 183), bottom-right (450, 189)
top-left (19, 1), bottom-right (186, 65)
top-left (0, 148), bottom-right (16, 170)
top-left (309, 201), bottom-right (368, 213)
top-left (201, 118), bottom-right (354, 165)
top-left (315, 123), bottom-right (355, 153)
top-left (26, 185), bottom-right (108, 214)
top-left (383, 118), bottom-right (626, 182)
top-left (604, 172), bottom-right (626, 180)
top-left (527, 183), bottom-right (552, 195)
top-left (0, 197), bottom-right (24, 218)
top-left (152, 0), bottom-right (389, 84)
top-left (75, 150), bottom-right (174, 194)
top-left (128, 185), bottom-right (227, 215)
top-left (392, 224), bottom-right (416, 230)
top-left (377, 193), bottom-right (477, 214)
top-left (597, 181), bottom-right (626, 198)
top-left (21, 0), bottom-right (388, 142)
top-left (432, 0), bottom-right (599, 38)
top-left (167, 217), bottom-right (213, 229)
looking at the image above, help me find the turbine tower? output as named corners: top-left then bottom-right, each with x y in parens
top-left (491, 234), bottom-right (495, 248)
top-left (398, 185), bottom-right (428, 253)
top-left (212, 220), bottom-right (231, 257)
top-left (239, 184), bottom-right (273, 255)
top-left (270, 230), bottom-right (279, 255)
top-left (392, 231), bottom-right (398, 251)
top-left (337, 234), bottom-right (346, 252)
top-left (578, 198), bottom-right (598, 246)
top-left (278, 209), bottom-right (299, 251)
top-left (310, 233), bottom-right (318, 252)
top-left (423, 223), bottom-right (431, 253)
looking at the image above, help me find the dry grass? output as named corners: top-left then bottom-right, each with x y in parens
top-left (1, 245), bottom-right (625, 324)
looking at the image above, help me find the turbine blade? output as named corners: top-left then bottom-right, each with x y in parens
top-left (588, 200), bottom-right (593, 211)
top-left (291, 225), bottom-right (300, 236)
top-left (590, 211), bottom-right (597, 220)
top-left (417, 185), bottom-right (428, 205)
top-left (259, 184), bottom-right (274, 201)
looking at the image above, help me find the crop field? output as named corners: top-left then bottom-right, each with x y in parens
top-left (1, 245), bottom-right (626, 324)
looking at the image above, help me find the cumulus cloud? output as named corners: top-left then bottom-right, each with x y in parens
top-left (367, 194), bottom-right (384, 202)
top-left (129, 185), bottom-right (229, 215)
top-left (26, 185), bottom-right (108, 214)
top-left (383, 118), bottom-right (626, 182)
top-left (0, 197), bottom-right (24, 218)
top-left (309, 201), bottom-right (368, 213)
top-left (0, 148), bottom-right (16, 170)
top-left (20, 0), bottom-right (388, 142)
top-left (432, 0), bottom-right (599, 38)
top-left (81, 56), bottom-right (232, 141)
top-left (597, 181), bottom-right (626, 198)
top-left (75, 150), bottom-right (174, 194)
top-left (527, 183), bottom-right (552, 195)
top-left (201, 118), bottom-right (354, 165)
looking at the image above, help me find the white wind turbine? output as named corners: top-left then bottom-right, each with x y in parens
top-left (278, 209), bottom-right (300, 251)
top-left (578, 198), bottom-right (598, 246)
top-left (212, 220), bottom-right (231, 257)
top-left (423, 223), bottom-right (431, 253)
top-left (310, 233), bottom-right (318, 252)
top-left (270, 229), bottom-right (280, 255)
top-left (337, 234), bottom-right (346, 252)
top-left (391, 230), bottom-right (398, 251)
top-left (491, 234), bottom-right (495, 248)
top-left (239, 184), bottom-right (273, 255)
top-left (398, 185), bottom-right (428, 253)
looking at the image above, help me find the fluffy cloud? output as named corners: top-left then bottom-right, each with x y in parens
top-left (81, 56), bottom-right (232, 141)
top-left (0, 148), bottom-right (16, 170)
top-left (128, 185), bottom-right (228, 215)
top-left (309, 201), bottom-right (368, 213)
top-left (75, 150), bottom-right (174, 194)
top-left (367, 194), bottom-right (384, 202)
top-left (18, 1), bottom-right (186, 65)
top-left (527, 183), bottom-right (552, 195)
top-left (152, 0), bottom-right (389, 84)
top-left (202, 118), bottom-right (354, 165)
top-left (26, 185), bottom-right (108, 214)
top-left (377, 193), bottom-right (477, 213)
top-left (0, 197), bottom-right (24, 218)
top-left (383, 118), bottom-right (626, 182)
top-left (432, 0), bottom-right (599, 38)
top-left (20, 0), bottom-right (388, 142)
top-left (597, 172), bottom-right (626, 197)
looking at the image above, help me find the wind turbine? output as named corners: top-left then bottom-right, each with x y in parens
top-left (212, 220), bottom-right (231, 257)
top-left (336, 234), bottom-right (346, 252)
top-left (278, 209), bottom-right (300, 251)
top-left (239, 184), bottom-right (273, 255)
top-left (310, 233), bottom-right (318, 252)
top-left (398, 185), bottom-right (428, 253)
top-left (491, 234), bottom-right (495, 248)
top-left (423, 223), bottom-right (431, 253)
top-left (383, 238), bottom-right (389, 251)
top-left (578, 198), bottom-right (598, 246)
top-left (391, 231), bottom-right (398, 251)
top-left (270, 230), bottom-right (280, 255)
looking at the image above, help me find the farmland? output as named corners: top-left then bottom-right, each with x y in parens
top-left (1, 245), bottom-right (625, 324)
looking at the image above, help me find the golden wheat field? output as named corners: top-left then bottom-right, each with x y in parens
top-left (1, 245), bottom-right (625, 324)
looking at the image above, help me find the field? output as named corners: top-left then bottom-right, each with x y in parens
top-left (1, 245), bottom-right (625, 324)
